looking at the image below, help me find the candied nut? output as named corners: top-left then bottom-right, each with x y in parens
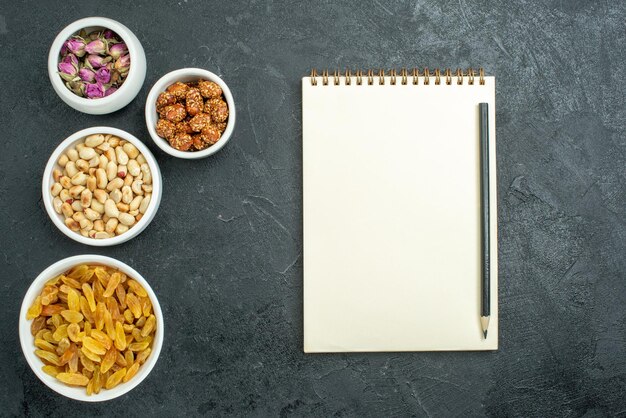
top-left (155, 119), bottom-right (176, 140)
top-left (166, 81), bottom-right (189, 99)
top-left (175, 120), bottom-right (194, 135)
top-left (188, 113), bottom-right (211, 132)
top-left (164, 103), bottom-right (186, 123)
top-left (215, 122), bottom-right (227, 133)
top-left (156, 91), bottom-right (176, 108)
top-left (169, 133), bottom-right (193, 151)
top-left (208, 98), bottom-right (229, 123)
top-left (198, 80), bottom-right (223, 98)
top-left (185, 88), bottom-right (203, 116)
top-left (192, 134), bottom-right (207, 150)
top-left (200, 125), bottom-right (221, 145)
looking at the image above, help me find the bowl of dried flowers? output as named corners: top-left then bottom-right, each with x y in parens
top-left (48, 17), bottom-right (146, 115)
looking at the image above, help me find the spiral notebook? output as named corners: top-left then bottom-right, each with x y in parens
top-left (303, 68), bottom-right (498, 352)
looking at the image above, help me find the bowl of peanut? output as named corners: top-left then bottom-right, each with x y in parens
top-left (19, 255), bottom-right (164, 401)
top-left (43, 127), bottom-right (162, 246)
top-left (145, 68), bottom-right (236, 159)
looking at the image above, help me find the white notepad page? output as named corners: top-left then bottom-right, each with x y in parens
top-left (302, 75), bottom-right (498, 352)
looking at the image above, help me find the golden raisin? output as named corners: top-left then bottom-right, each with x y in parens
top-left (105, 368), bottom-right (127, 389)
top-left (27, 296), bottom-right (42, 320)
top-left (57, 372), bottom-right (89, 386)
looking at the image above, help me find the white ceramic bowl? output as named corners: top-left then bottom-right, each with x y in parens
top-left (19, 255), bottom-right (164, 402)
top-left (145, 68), bottom-right (236, 159)
top-left (43, 127), bottom-right (162, 246)
top-left (48, 17), bottom-right (147, 115)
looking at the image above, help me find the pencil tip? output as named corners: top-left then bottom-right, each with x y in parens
top-left (483, 330), bottom-right (488, 339)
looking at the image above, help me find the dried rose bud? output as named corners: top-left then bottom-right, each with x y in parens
top-left (200, 125), bottom-right (221, 145)
top-left (156, 119), bottom-right (176, 140)
top-left (156, 92), bottom-right (176, 109)
top-left (78, 68), bottom-right (95, 82)
top-left (65, 37), bottom-right (86, 57)
top-left (103, 29), bottom-right (116, 39)
top-left (166, 82), bottom-right (189, 100)
top-left (87, 30), bottom-right (101, 41)
top-left (85, 82), bottom-right (104, 99)
top-left (66, 80), bottom-right (85, 96)
top-left (169, 133), bottom-right (193, 151)
top-left (86, 54), bottom-right (111, 68)
top-left (95, 67), bottom-right (111, 84)
top-left (109, 43), bottom-right (127, 59)
top-left (114, 53), bottom-right (130, 74)
top-left (208, 98), bottom-right (229, 123)
top-left (164, 103), bottom-right (186, 123)
top-left (198, 80), bottom-right (222, 99)
top-left (185, 88), bottom-right (204, 116)
top-left (58, 55), bottom-right (78, 81)
top-left (189, 113), bottom-right (211, 132)
top-left (85, 39), bottom-right (106, 54)
top-left (104, 86), bottom-right (117, 97)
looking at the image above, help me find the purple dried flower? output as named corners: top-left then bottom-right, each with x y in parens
top-left (95, 67), bottom-right (111, 84)
top-left (65, 37), bottom-right (86, 57)
top-left (102, 29), bottom-right (117, 39)
top-left (84, 39), bottom-right (106, 55)
top-left (62, 53), bottom-right (79, 67)
top-left (114, 53), bottom-right (131, 74)
top-left (58, 54), bottom-right (78, 81)
top-left (66, 80), bottom-right (85, 96)
top-left (86, 54), bottom-right (111, 68)
top-left (108, 42), bottom-right (127, 59)
top-left (104, 86), bottom-right (118, 97)
top-left (78, 67), bottom-right (96, 82)
top-left (85, 82), bottom-right (104, 99)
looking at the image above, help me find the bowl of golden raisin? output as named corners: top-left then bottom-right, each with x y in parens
top-left (145, 68), bottom-right (236, 159)
top-left (19, 255), bottom-right (163, 401)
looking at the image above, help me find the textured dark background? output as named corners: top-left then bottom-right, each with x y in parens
top-left (1, 0), bottom-right (625, 416)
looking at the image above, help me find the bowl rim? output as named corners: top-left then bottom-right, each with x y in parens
top-left (42, 126), bottom-right (162, 246)
top-left (48, 17), bottom-right (142, 109)
top-left (145, 68), bottom-right (236, 159)
top-left (19, 255), bottom-right (164, 402)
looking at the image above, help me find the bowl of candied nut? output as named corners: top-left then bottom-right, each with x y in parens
top-left (43, 127), bottom-right (162, 246)
top-left (145, 68), bottom-right (236, 159)
top-left (19, 255), bottom-right (163, 401)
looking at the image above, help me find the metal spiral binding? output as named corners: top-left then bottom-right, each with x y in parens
top-left (310, 67), bottom-right (485, 86)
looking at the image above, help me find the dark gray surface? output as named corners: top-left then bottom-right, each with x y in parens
top-left (1, 0), bottom-right (625, 416)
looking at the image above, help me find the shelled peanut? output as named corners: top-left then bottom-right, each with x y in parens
top-left (50, 134), bottom-right (153, 239)
top-left (26, 264), bottom-right (156, 395)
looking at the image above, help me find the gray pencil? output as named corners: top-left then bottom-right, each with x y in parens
top-left (479, 103), bottom-right (490, 339)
